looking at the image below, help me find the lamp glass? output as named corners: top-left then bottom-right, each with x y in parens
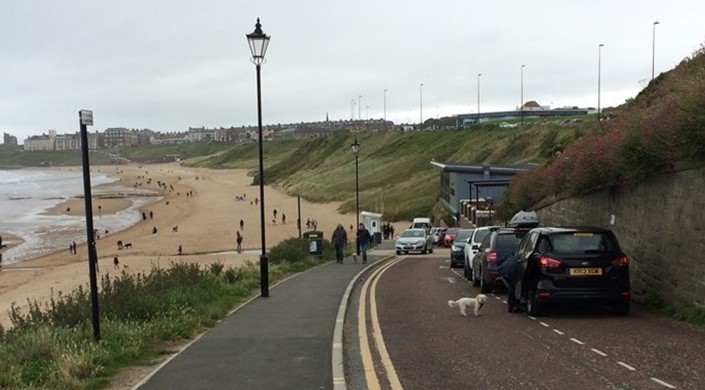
top-left (351, 139), bottom-right (360, 155)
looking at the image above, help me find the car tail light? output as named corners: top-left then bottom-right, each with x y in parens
top-left (539, 256), bottom-right (561, 269)
top-left (611, 256), bottom-right (629, 267)
top-left (538, 291), bottom-right (552, 298)
top-left (487, 250), bottom-right (497, 263)
top-left (620, 291), bottom-right (631, 297)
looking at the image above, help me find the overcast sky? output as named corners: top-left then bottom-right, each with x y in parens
top-left (2, 1), bottom-right (705, 142)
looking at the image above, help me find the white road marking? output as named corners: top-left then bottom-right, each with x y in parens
top-left (617, 361), bottom-right (636, 371)
top-left (540, 322), bottom-right (550, 327)
top-left (527, 316), bottom-right (537, 320)
top-left (553, 329), bottom-right (565, 336)
top-left (591, 348), bottom-right (608, 357)
top-left (501, 300), bottom-right (507, 304)
top-left (570, 338), bottom-right (585, 345)
top-left (495, 296), bottom-right (501, 300)
top-left (650, 377), bottom-right (677, 388)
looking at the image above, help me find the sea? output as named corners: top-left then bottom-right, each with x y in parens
top-left (0, 169), bottom-right (156, 264)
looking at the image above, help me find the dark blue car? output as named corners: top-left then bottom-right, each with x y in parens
top-left (472, 228), bottom-right (525, 293)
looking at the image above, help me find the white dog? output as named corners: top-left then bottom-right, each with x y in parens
top-left (448, 294), bottom-right (488, 317)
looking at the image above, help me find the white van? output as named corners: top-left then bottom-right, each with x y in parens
top-left (411, 217), bottom-right (431, 231)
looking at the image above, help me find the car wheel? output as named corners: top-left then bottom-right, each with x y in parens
top-left (479, 267), bottom-right (491, 293)
top-left (526, 288), bottom-right (543, 316)
top-left (422, 246), bottom-right (427, 255)
top-left (472, 264), bottom-right (480, 287)
top-left (615, 300), bottom-right (630, 316)
top-left (463, 263), bottom-right (470, 280)
top-left (396, 250), bottom-right (401, 255)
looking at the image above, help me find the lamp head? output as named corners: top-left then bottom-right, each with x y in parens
top-left (351, 138), bottom-right (361, 155)
top-left (246, 18), bottom-right (270, 65)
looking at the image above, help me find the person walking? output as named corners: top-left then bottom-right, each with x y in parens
top-left (236, 230), bottom-right (243, 253)
top-left (356, 223), bottom-right (372, 264)
top-left (240, 219), bottom-right (245, 231)
top-left (331, 224), bottom-right (348, 264)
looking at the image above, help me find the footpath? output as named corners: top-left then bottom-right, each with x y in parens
top-left (135, 241), bottom-right (396, 390)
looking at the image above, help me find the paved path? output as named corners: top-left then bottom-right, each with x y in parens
top-left (136, 241), bottom-right (395, 390)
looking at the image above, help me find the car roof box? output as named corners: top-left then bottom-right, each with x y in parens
top-left (508, 210), bottom-right (540, 228)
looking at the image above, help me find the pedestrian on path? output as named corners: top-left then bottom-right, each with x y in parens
top-left (236, 230), bottom-right (243, 253)
top-left (356, 223), bottom-right (372, 264)
top-left (331, 224), bottom-right (348, 264)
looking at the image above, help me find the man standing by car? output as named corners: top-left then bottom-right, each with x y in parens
top-left (356, 223), bottom-right (372, 264)
top-left (499, 253), bottom-right (522, 313)
top-left (332, 224), bottom-right (348, 264)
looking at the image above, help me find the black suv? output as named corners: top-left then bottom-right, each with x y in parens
top-left (472, 228), bottom-right (526, 293)
top-left (511, 227), bottom-right (630, 316)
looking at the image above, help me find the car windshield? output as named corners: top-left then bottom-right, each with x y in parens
top-left (545, 232), bottom-right (617, 254)
top-left (455, 229), bottom-right (473, 242)
top-left (401, 230), bottom-right (425, 238)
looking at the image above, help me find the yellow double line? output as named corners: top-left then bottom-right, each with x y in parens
top-left (358, 256), bottom-right (405, 390)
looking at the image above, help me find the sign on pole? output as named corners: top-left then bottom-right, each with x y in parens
top-left (80, 109), bottom-right (94, 126)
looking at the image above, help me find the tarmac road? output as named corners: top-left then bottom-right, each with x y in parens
top-left (346, 250), bottom-right (705, 389)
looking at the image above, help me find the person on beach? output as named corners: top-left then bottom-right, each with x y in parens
top-left (178, 245), bottom-right (183, 255)
top-left (113, 256), bottom-right (120, 269)
top-left (331, 224), bottom-right (348, 264)
top-left (356, 223), bottom-right (372, 264)
top-left (273, 209), bottom-right (278, 220)
top-left (282, 213), bottom-right (286, 224)
top-left (240, 219), bottom-right (244, 231)
top-left (236, 231), bottom-right (243, 253)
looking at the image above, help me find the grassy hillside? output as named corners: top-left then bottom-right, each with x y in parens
top-left (190, 124), bottom-right (582, 221)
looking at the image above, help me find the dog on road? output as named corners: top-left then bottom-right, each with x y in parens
top-left (448, 294), bottom-right (487, 316)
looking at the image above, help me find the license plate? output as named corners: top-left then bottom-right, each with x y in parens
top-left (569, 267), bottom-right (602, 276)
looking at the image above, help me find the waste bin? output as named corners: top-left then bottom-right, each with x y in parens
top-left (303, 230), bottom-right (324, 257)
top-left (373, 232), bottom-right (382, 244)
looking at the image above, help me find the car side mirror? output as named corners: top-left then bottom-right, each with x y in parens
top-left (472, 244), bottom-right (480, 250)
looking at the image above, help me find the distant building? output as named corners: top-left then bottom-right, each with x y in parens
top-left (457, 101), bottom-right (589, 126)
top-left (2, 133), bottom-right (18, 147)
top-left (24, 130), bottom-right (57, 151)
top-left (430, 160), bottom-right (537, 224)
top-left (103, 128), bottom-right (138, 148)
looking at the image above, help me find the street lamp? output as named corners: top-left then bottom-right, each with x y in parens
top-left (652, 20), bottom-right (660, 81)
top-left (419, 83), bottom-right (424, 126)
top-left (598, 43), bottom-right (604, 122)
top-left (351, 138), bottom-right (361, 255)
top-left (520, 65), bottom-right (526, 126)
top-left (351, 98), bottom-right (354, 120)
top-left (477, 73), bottom-right (482, 119)
top-left (246, 17), bottom-right (271, 298)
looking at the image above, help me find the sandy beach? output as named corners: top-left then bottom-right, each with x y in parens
top-left (0, 163), bottom-right (408, 330)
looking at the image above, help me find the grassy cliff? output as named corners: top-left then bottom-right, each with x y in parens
top-left (190, 125), bottom-right (582, 221)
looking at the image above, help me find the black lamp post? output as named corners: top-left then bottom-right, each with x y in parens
top-left (352, 137), bottom-right (361, 255)
top-left (246, 18), bottom-right (271, 298)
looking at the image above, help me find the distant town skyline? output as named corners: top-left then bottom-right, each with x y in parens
top-left (2, 1), bottom-right (704, 142)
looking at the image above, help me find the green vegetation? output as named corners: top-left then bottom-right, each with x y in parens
top-left (498, 44), bottom-right (705, 219)
top-left (0, 238), bottom-right (331, 389)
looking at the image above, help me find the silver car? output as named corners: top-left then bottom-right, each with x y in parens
top-left (395, 228), bottom-right (434, 255)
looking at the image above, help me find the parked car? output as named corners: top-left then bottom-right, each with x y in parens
top-left (463, 226), bottom-right (498, 281)
top-left (443, 228), bottom-right (461, 247)
top-left (395, 228), bottom-right (434, 255)
top-left (450, 229), bottom-right (474, 268)
top-left (511, 227), bottom-right (630, 316)
top-left (472, 228), bottom-right (526, 293)
top-left (435, 227), bottom-right (448, 246)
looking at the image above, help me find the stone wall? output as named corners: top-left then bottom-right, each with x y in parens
top-left (535, 167), bottom-right (705, 308)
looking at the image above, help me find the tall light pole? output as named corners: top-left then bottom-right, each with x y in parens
top-left (477, 73), bottom-right (482, 120)
top-left (351, 98), bottom-right (354, 120)
top-left (383, 89), bottom-right (387, 127)
top-left (358, 95), bottom-right (362, 120)
top-left (351, 138), bottom-right (361, 255)
top-left (520, 65), bottom-right (526, 126)
top-left (598, 43), bottom-right (604, 122)
top-left (419, 83), bottom-right (424, 126)
top-left (652, 20), bottom-right (660, 81)
top-left (246, 17), bottom-right (271, 298)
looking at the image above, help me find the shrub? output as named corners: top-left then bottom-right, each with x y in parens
top-left (268, 237), bottom-right (312, 263)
